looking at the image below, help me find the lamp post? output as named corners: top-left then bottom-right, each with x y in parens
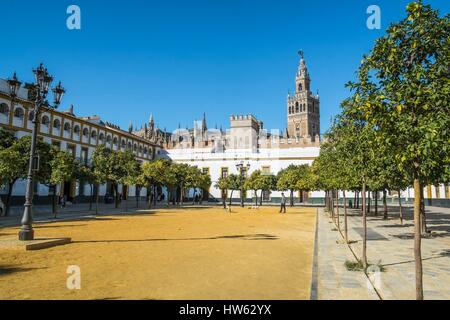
top-left (14, 64), bottom-right (65, 241)
top-left (236, 161), bottom-right (250, 207)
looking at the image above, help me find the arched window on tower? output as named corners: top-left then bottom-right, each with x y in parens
top-left (295, 102), bottom-right (299, 113)
top-left (298, 83), bottom-right (303, 92)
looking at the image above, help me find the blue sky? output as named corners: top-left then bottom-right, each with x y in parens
top-left (1, 0), bottom-right (449, 134)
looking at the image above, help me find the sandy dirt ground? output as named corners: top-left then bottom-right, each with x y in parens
top-left (0, 206), bottom-right (317, 300)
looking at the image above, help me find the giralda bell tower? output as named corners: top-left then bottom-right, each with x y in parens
top-left (287, 51), bottom-right (320, 140)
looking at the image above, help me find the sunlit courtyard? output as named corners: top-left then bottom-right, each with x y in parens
top-left (0, 206), bottom-right (317, 300)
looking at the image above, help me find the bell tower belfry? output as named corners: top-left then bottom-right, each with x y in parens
top-left (287, 51), bottom-right (320, 140)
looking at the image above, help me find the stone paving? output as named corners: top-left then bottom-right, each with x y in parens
top-left (316, 208), bottom-right (379, 300)
top-left (334, 205), bottom-right (450, 300)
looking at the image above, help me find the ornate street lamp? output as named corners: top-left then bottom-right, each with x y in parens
top-left (18, 64), bottom-right (65, 241)
top-left (7, 72), bottom-right (22, 122)
top-left (52, 82), bottom-right (65, 106)
top-left (236, 161), bottom-right (250, 207)
top-left (7, 72), bottom-right (22, 97)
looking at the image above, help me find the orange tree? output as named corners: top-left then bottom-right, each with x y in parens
top-left (347, 1), bottom-right (450, 299)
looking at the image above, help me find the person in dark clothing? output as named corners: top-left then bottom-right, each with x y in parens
top-left (280, 192), bottom-right (287, 214)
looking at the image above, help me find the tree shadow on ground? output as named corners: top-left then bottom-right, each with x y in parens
top-left (0, 265), bottom-right (46, 277)
top-left (351, 205), bottom-right (450, 238)
top-left (70, 217), bottom-right (120, 222)
top-left (34, 224), bottom-right (88, 229)
top-left (109, 212), bottom-right (160, 217)
top-left (381, 249), bottom-right (450, 268)
top-left (378, 223), bottom-right (414, 228)
top-left (73, 233), bottom-right (279, 244)
top-left (391, 231), bottom-right (450, 240)
top-left (437, 249), bottom-right (450, 257)
top-left (94, 297), bottom-right (158, 301)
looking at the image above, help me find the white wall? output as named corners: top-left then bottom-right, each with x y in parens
top-left (164, 146), bottom-right (323, 200)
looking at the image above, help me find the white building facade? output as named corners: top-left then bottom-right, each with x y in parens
top-left (0, 78), bottom-right (163, 205)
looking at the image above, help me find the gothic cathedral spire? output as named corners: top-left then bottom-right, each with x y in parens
top-left (202, 113), bottom-right (207, 135)
top-left (287, 51), bottom-right (320, 140)
top-left (296, 50), bottom-right (311, 93)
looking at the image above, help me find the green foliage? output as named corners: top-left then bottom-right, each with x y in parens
top-left (345, 260), bottom-right (385, 272)
top-left (314, 1), bottom-right (449, 194)
top-left (244, 170), bottom-right (262, 192)
top-left (215, 177), bottom-right (229, 192)
top-left (92, 146), bottom-right (113, 185)
top-left (349, 0), bottom-right (450, 184)
top-left (49, 150), bottom-right (77, 186)
top-left (0, 147), bottom-right (24, 185)
top-left (141, 159), bottom-right (171, 187)
top-left (141, 159), bottom-right (211, 203)
top-left (76, 163), bottom-right (99, 185)
top-left (245, 170), bottom-right (277, 201)
top-left (277, 165), bottom-right (312, 192)
top-left (0, 136), bottom-right (53, 185)
top-left (199, 171), bottom-right (212, 190)
top-left (0, 129), bottom-right (16, 149)
top-left (222, 174), bottom-right (242, 192)
top-left (120, 151), bottom-right (141, 187)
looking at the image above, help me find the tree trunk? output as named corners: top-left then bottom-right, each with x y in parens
top-left (413, 177), bottom-right (424, 300)
top-left (113, 184), bottom-right (119, 209)
top-left (52, 185), bottom-right (57, 217)
top-left (343, 190), bottom-right (348, 244)
top-left (254, 190), bottom-right (258, 207)
top-left (290, 190), bottom-right (294, 207)
top-left (147, 187), bottom-right (153, 209)
top-left (328, 191), bottom-right (332, 212)
top-left (3, 181), bottom-right (15, 217)
top-left (331, 191), bottom-right (335, 223)
top-left (167, 189), bottom-right (171, 207)
top-left (367, 191), bottom-right (371, 214)
top-left (260, 190), bottom-right (263, 206)
top-left (362, 180), bottom-right (368, 270)
top-left (89, 184), bottom-right (93, 211)
top-left (398, 189), bottom-right (403, 225)
top-left (53, 191), bottom-right (58, 219)
top-left (192, 189), bottom-right (196, 205)
top-left (180, 184), bottom-right (184, 207)
top-left (356, 191), bottom-right (360, 210)
top-left (383, 190), bottom-right (388, 220)
top-left (222, 190), bottom-right (226, 209)
top-left (374, 191), bottom-right (378, 216)
top-left (420, 186), bottom-right (428, 235)
top-left (136, 187), bottom-right (140, 208)
top-left (124, 185), bottom-right (128, 212)
top-left (229, 190), bottom-right (234, 211)
top-left (335, 190), bottom-right (340, 231)
top-left (354, 191), bottom-right (357, 209)
top-left (95, 184), bottom-right (99, 215)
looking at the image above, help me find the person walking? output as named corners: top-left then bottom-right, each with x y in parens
top-left (280, 192), bottom-right (287, 214)
top-left (60, 194), bottom-right (67, 209)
